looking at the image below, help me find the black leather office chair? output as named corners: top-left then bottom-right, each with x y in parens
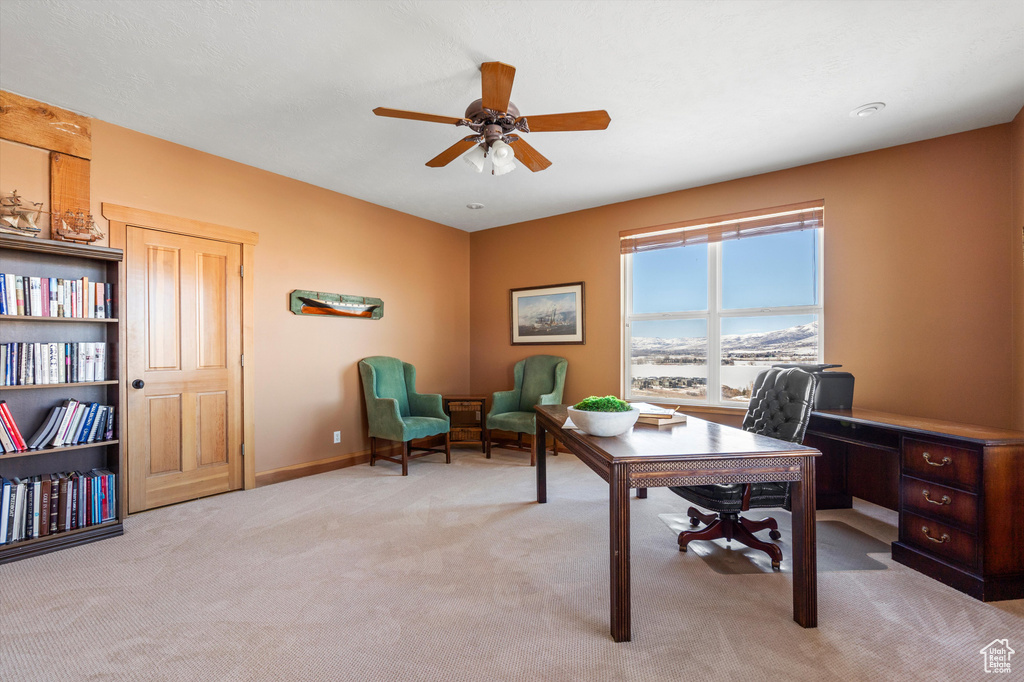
top-left (670, 367), bottom-right (816, 569)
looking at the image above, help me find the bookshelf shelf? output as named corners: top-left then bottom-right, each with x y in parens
top-left (0, 315), bottom-right (118, 323)
top-left (0, 234), bottom-right (124, 564)
top-left (0, 440), bottom-right (121, 460)
top-left (0, 520), bottom-right (122, 564)
top-left (3, 380), bottom-right (120, 391)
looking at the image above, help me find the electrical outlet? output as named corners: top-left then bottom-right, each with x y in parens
top-left (333, 431), bottom-right (341, 444)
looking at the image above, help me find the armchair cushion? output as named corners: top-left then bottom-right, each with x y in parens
top-left (487, 411), bottom-right (536, 434)
top-left (400, 416), bottom-right (450, 441)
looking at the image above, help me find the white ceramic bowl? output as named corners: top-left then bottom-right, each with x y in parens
top-left (567, 406), bottom-right (641, 437)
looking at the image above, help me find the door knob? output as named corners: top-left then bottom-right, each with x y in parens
top-left (132, 379), bottom-right (145, 389)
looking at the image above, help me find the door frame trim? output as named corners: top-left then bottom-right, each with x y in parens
top-left (103, 203), bottom-right (258, 491)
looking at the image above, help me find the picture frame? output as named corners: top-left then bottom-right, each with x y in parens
top-left (510, 282), bottom-right (585, 345)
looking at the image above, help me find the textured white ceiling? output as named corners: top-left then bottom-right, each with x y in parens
top-left (1, 0), bottom-right (1023, 231)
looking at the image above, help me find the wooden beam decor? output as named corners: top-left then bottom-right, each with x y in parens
top-left (49, 152), bottom-right (91, 222)
top-left (0, 90), bottom-right (92, 159)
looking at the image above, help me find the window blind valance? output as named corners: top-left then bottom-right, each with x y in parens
top-left (619, 200), bottom-right (824, 254)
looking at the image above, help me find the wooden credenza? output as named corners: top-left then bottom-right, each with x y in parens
top-left (805, 408), bottom-right (1024, 602)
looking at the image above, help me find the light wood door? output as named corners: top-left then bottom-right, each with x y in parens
top-left (126, 227), bottom-right (242, 512)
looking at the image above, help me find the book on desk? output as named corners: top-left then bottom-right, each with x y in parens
top-left (629, 402), bottom-right (687, 427)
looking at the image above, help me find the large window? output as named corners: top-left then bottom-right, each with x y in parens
top-left (622, 202), bottom-right (824, 406)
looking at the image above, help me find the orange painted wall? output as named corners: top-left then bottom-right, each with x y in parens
top-left (470, 124), bottom-right (1017, 429)
top-left (1011, 107), bottom-right (1024, 430)
top-left (1, 124), bottom-right (471, 474)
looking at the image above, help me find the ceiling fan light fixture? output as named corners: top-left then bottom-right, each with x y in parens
top-left (463, 144), bottom-right (486, 172)
top-left (491, 158), bottom-right (516, 176)
top-left (490, 140), bottom-right (516, 175)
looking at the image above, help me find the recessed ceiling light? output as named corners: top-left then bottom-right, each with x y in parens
top-left (850, 102), bottom-right (885, 118)
top-left (467, 203), bottom-right (485, 210)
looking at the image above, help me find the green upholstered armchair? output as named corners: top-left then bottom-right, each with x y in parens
top-left (358, 356), bottom-right (450, 476)
top-left (486, 355), bottom-right (568, 465)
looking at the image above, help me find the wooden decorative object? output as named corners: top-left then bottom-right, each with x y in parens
top-left (0, 190), bottom-right (46, 237)
top-left (0, 91), bottom-right (92, 160)
top-left (49, 152), bottom-right (91, 236)
top-left (51, 209), bottom-right (103, 244)
top-left (289, 289), bottom-right (383, 319)
top-left (1, 91), bottom-right (94, 243)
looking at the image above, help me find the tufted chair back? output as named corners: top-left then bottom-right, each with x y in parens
top-left (741, 367), bottom-right (816, 445)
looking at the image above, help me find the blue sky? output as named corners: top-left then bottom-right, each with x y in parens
top-left (632, 230), bottom-right (818, 338)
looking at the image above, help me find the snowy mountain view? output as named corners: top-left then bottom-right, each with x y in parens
top-left (630, 321), bottom-right (819, 402)
top-left (632, 321), bottom-right (818, 360)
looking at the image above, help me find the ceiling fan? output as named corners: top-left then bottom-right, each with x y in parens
top-left (373, 61), bottom-right (610, 174)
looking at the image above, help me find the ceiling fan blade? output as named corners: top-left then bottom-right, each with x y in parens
top-left (509, 138), bottom-right (552, 172)
top-left (519, 110), bottom-right (611, 132)
top-left (373, 107), bottom-right (467, 125)
top-left (481, 61), bottom-right (516, 112)
top-left (426, 136), bottom-right (481, 167)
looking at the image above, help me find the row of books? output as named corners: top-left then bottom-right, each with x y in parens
top-left (0, 470), bottom-right (117, 545)
top-left (0, 399), bottom-right (115, 454)
top-left (0, 274), bottom-right (112, 319)
top-left (1, 341), bottom-right (107, 386)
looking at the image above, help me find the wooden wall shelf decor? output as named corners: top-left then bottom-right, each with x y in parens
top-left (289, 290), bottom-right (383, 319)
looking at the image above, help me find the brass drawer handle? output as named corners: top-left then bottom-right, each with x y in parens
top-left (921, 526), bottom-right (950, 544)
top-left (922, 490), bottom-right (951, 506)
top-left (922, 452), bottom-right (952, 467)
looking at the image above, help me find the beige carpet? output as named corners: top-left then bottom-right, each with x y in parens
top-left (1, 447), bottom-right (1021, 681)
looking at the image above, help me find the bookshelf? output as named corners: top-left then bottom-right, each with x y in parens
top-left (0, 233), bottom-right (124, 563)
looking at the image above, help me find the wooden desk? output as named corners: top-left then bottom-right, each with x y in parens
top-left (807, 408), bottom-right (1024, 601)
top-left (534, 405), bottom-right (821, 642)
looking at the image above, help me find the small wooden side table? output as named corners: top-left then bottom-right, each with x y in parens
top-left (443, 395), bottom-right (487, 453)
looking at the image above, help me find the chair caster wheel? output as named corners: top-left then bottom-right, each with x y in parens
top-left (689, 517), bottom-right (700, 527)
top-left (678, 545), bottom-right (687, 553)
top-left (769, 530), bottom-right (781, 540)
top-left (771, 560), bottom-right (781, 570)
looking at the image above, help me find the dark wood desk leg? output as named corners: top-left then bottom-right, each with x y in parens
top-left (791, 455), bottom-right (818, 628)
top-left (536, 420), bottom-right (547, 504)
top-left (610, 464), bottom-right (631, 642)
top-left (637, 488), bottom-right (647, 499)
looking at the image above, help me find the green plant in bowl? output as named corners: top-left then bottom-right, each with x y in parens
top-left (573, 395), bottom-right (632, 412)
top-left (568, 396), bottom-right (640, 436)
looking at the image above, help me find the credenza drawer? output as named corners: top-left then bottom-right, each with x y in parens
top-left (901, 476), bottom-right (978, 531)
top-left (901, 511), bottom-right (978, 569)
top-left (902, 438), bottom-right (979, 491)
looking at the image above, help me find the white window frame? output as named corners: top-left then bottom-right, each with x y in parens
top-left (622, 229), bottom-right (825, 406)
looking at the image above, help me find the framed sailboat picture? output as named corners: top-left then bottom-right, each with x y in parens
top-left (289, 290), bottom-right (383, 319)
top-left (510, 282), bottom-right (585, 345)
